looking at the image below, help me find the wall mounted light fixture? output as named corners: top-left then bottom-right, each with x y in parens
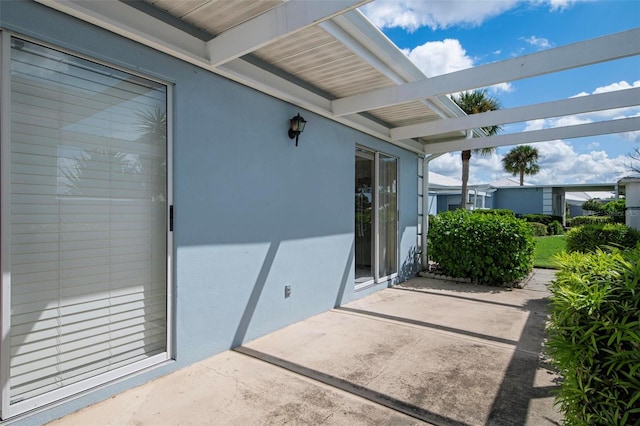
top-left (288, 113), bottom-right (307, 146)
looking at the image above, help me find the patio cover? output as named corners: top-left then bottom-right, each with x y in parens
top-left (33, 0), bottom-right (640, 155)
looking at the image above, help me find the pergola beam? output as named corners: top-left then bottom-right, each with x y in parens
top-left (423, 116), bottom-right (640, 154)
top-left (206, 0), bottom-right (370, 68)
top-left (332, 28), bottom-right (640, 117)
top-left (392, 87), bottom-right (640, 140)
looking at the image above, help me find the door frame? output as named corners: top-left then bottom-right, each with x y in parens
top-left (354, 146), bottom-right (399, 291)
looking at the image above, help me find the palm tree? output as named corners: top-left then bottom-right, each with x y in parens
top-left (502, 145), bottom-right (540, 186)
top-left (452, 90), bottom-right (501, 209)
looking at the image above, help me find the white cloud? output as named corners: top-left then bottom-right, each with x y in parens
top-left (431, 140), bottom-right (631, 186)
top-left (542, 0), bottom-right (581, 11)
top-left (593, 80), bottom-right (640, 94)
top-left (524, 80), bottom-right (640, 143)
top-left (493, 140), bottom-right (629, 184)
top-left (429, 153), bottom-right (461, 179)
top-left (487, 82), bottom-right (514, 94)
top-left (531, 141), bottom-right (628, 183)
top-left (522, 35), bottom-right (553, 49)
top-left (360, 0), bottom-right (519, 31)
top-left (361, 0), bottom-right (585, 31)
top-left (472, 152), bottom-right (504, 181)
top-left (402, 39), bottom-right (473, 76)
top-left (523, 119), bottom-right (546, 131)
top-left (402, 39), bottom-right (514, 93)
top-left (587, 142), bottom-right (600, 149)
top-left (429, 151), bottom-right (504, 185)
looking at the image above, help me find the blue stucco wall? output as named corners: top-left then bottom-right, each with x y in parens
top-left (1, 2), bottom-right (419, 423)
top-left (569, 203), bottom-right (586, 218)
top-left (436, 194), bottom-right (462, 212)
top-left (492, 187), bottom-right (544, 215)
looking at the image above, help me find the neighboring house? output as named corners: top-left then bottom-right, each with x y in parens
top-left (490, 179), bottom-right (565, 218)
top-left (490, 180), bottom-right (620, 224)
top-left (427, 176), bottom-right (619, 222)
top-left (426, 172), bottom-right (493, 213)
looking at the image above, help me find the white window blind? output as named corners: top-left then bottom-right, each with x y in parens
top-left (8, 38), bottom-right (168, 406)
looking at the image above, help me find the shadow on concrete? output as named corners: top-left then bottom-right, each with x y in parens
top-left (398, 277), bottom-right (511, 294)
top-left (393, 286), bottom-right (525, 310)
top-left (486, 297), bottom-right (561, 425)
top-left (239, 277), bottom-right (562, 425)
top-left (234, 346), bottom-right (470, 426)
top-left (392, 277), bottom-right (562, 424)
top-left (336, 306), bottom-right (520, 346)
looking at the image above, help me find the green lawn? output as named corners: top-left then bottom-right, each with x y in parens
top-left (533, 236), bottom-right (567, 269)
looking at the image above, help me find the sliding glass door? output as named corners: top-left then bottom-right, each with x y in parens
top-left (378, 154), bottom-right (398, 278)
top-left (1, 36), bottom-right (170, 417)
top-left (354, 148), bottom-right (398, 289)
top-left (355, 151), bottom-right (374, 283)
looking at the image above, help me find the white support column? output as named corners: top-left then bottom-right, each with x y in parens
top-left (417, 156), bottom-right (423, 256)
top-left (620, 178), bottom-right (640, 230)
top-left (420, 153), bottom-right (443, 270)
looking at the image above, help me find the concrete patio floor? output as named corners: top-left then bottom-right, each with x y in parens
top-left (49, 269), bottom-right (562, 426)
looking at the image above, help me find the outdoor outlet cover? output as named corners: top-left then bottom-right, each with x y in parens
top-left (284, 285), bottom-right (291, 298)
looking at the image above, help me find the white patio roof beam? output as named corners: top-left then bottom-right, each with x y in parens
top-left (332, 28), bottom-right (640, 116)
top-left (423, 116), bottom-right (640, 154)
top-left (392, 87), bottom-right (640, 140)
top-left (206, 0), bottom-right (371, 68)
top-left (321, 16), bottom-right (460, 123)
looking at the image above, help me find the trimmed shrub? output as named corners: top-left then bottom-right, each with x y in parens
top-left (546, 247), bottom-right (640, 425)
top-left (547, 220), bottom-right (564, 236)
top-left (428, 210), bottom-right (534, 285)
top-left (522, 213), bottom-right (563, 226)
top-left (528, 222), bottom-right (548, 237)
top-left (603, 199), bottom-right (626, 224)
top-left (581, 198), bottom-right (604, 213)
top-left (565, 223), bottom-right (640, 253)
top-left (567, 215), bottom-right (612, 227)
top-left (471, 209), bottom-right (515, 217)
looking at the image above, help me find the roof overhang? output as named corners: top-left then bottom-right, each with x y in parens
top-left (33, 0), bottom-right (640, 155)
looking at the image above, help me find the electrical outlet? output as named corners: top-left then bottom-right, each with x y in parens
top-left (284, 285), bottom-right (292, 298)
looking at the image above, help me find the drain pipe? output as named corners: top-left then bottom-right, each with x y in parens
top-left (421, 152), bottom-right (443, 270)
top-left (421, 130), bottom-right (474, 270)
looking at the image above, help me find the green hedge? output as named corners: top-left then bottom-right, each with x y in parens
top-left (528, 222), bottom-right (548, 237)
top-left (471, 209), bottom-right (515, 217)
top-left (602, 199), bottom-right (627, 224)
top-left (547, 247), bottom-right (640, 425)
top-left (565, 223), bottom-right (640, 253)
top-left (567, 215), bottom-right (612, 227)
top-left (521, 213), bottom-right (563, 225)
top-left (548, 220), bottom-right (564, 236)
top-left (428, 210), bottom-right (534, 285)
top-left (581, 199), bottom-right (625, 224)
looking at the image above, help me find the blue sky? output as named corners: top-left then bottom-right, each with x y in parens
top-left (360, 0), bottom-right (640, 185)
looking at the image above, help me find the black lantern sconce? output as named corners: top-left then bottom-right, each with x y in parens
top-left (288, 113), bottom-right (307, 146)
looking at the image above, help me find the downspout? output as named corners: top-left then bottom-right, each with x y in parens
top-left (421, 129), bottom-right (474, 270)
top-left (421, 152), bottom-right (443, 270)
